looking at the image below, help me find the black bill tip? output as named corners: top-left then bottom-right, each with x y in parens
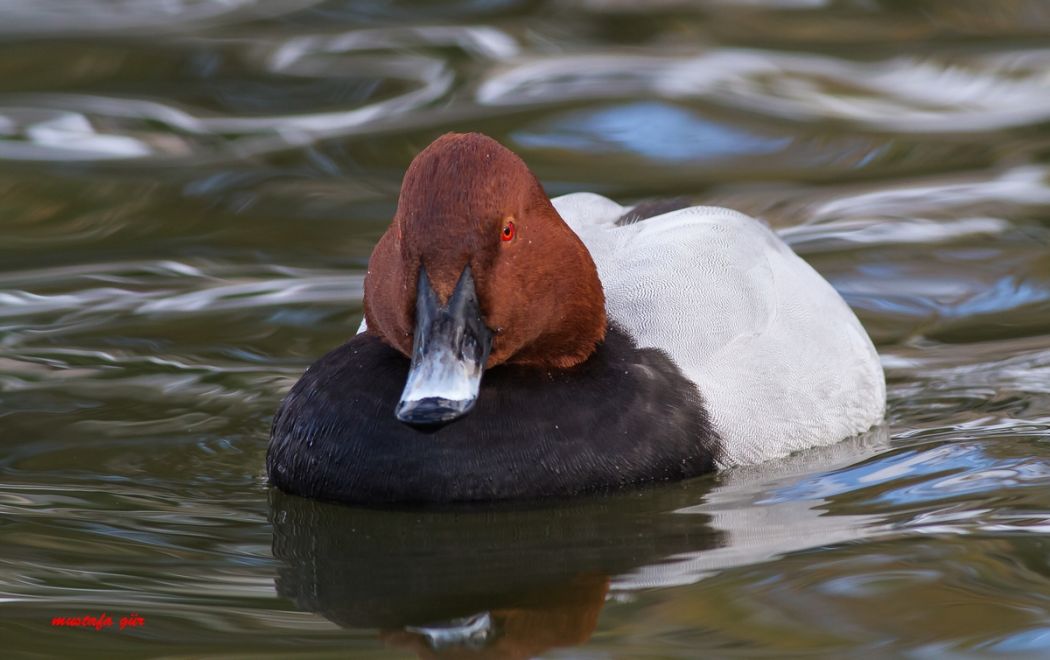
top-left (395, 396), bottom-right (476, 427)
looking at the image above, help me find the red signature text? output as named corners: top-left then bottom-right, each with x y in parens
top-left (50, 613), bottom-right (145, 631)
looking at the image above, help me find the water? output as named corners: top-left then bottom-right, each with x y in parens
top-left (2, 1), bottom-right (1049, 656)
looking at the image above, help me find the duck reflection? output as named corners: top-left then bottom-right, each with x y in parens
top-left (269, 483), bottom-right (724, 658)
top-left (269, 427), bottom-right (891, 657)
top-left (380, 575), bottom-right (608, 660)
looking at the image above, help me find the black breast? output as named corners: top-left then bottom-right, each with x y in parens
top-left (267, 324), bottom-right (721, 504)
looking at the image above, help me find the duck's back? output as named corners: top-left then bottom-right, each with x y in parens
top-left (552, 193), bottom-right (885, 467)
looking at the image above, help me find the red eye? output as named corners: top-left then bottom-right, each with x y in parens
top-left (501, 220), bottom-right (516, 242)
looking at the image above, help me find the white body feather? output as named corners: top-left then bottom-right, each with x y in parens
top-left (552, 193), bottom-right (885, 468)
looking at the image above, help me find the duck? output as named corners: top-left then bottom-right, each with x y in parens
top-left (267, 132), bottom-right (885, 504)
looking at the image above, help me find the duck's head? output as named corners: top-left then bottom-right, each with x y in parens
top-left (363, 132), bottom-right (606, 426)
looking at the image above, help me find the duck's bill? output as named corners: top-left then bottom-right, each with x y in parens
top-left (396, 265), bottom-right (493, 427)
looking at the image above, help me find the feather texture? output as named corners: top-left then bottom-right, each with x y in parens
top-left (553, 193), bottom-right (886, 467)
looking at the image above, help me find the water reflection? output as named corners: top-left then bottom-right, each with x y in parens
top-left (514, 102), bottom-right (790, 161)
top-left (478, 49), bottom-right (1050, 132)
top-left (269, 487), bottom-right (722, 656)
top-left (0, 0), bottom-right (322, 35)
top-left (269, 429), bottom-right (900, 655)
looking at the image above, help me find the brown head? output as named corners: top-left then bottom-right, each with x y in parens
top-left (363, 133), bottom-right (606, 425)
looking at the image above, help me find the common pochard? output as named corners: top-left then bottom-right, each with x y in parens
top-left (268, 132), bottom-right (885, 503)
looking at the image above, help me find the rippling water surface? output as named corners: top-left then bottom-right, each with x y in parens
top-left (3, 1), bottom-right (1050, 657)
